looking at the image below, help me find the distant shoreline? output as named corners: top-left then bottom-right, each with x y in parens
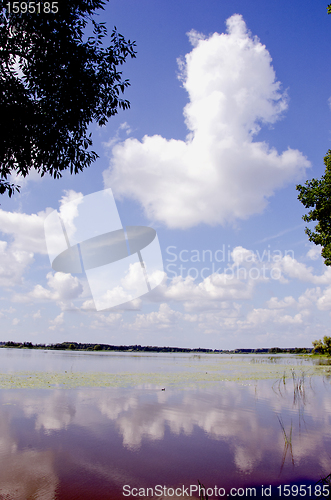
top-left (0, 341), bottom-right (313, 355)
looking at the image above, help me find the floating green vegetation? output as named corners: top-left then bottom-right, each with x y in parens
top-left (1, 358), bottom-right (331, 390)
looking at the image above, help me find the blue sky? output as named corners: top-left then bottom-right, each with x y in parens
top-left (1, 0), bottom-right (331, 349)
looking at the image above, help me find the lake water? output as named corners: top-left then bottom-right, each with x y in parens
top-left (1, 349), bottom-right (331, 499)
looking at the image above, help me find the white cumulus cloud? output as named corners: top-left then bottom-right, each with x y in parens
top-left (23, 272), bottom-right (84, 304)
top-left (0, 207), bottom-right (53, 286)
top-left (0, 240), bottom-right (34, 287)
top-left (104, 14), bottom-right (310, 229)
top-left (0, 208), bottom-right (49, 254)
top-left (49, 312), bottom-right (64, 330)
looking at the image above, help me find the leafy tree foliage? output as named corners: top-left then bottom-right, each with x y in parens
top-left (296, 151), bottom-right (331, 267)
top-left (0, 0), bottom-right (136, 196)
top-left (312, 336), bottom-right (331, 355)
top-left (296, 6), bottom-right (331, 266)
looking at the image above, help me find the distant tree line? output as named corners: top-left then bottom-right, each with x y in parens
top-left (0, 341), bottom-right (313, 354)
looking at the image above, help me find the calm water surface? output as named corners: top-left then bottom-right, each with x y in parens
top-left (0, 349), bottom-right (331, 500)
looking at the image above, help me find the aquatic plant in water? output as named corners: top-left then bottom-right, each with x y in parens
top-left (278, 416), bottom-right (294, 474)
top-left (198, 480), bottom-right (209, 500)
